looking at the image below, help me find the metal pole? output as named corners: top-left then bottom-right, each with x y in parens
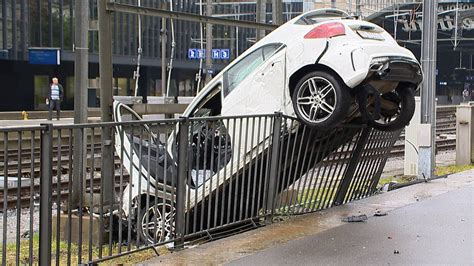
top-left (272, 0), bottom-right (282, 25)
top-left (175, 117), bottom-right (189, 247)
top-left (419, 0), bottom-right (438, 180)
top-left (72, 0), bottom-right (89, 208)
top-left (265, 112), bottom-right (282, 223)
top-left (98, 0), bottom-right (115, 205)
top-left (205, 0), bottom-right (213, 83)
top-left (134, 0), bottom-right (143, 97)
top-left (106, 2), bottom-right (277, 31)
top-left (356, 0), bottom-right (361, 17)
top-left (161, 4), bottom-right (167, 97)
top-left (39, 123), bottom-right (53, 266)
top-left (256, 0), bottom-right (266, 40)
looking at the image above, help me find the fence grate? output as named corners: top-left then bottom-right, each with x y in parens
top-left (0, 114), bottom-right (401, 265)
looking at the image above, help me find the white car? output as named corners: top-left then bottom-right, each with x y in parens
top-left (182, 8), bottom-right (422, 130)
top-left (113, 8), bottom-right (422, 244)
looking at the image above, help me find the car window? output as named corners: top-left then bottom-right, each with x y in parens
top-left (224, 43), bottom-right (284, 97)
top-left (190, 85), bottom-right (222, 117)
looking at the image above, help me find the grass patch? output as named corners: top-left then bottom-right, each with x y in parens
top-left (297, 187), bottom-right (336, 209)
top-left (435, 164), bottom-right (474, 176)
top-left (376, 164), bottom-right (474, 188)
top-left (273, 187), bottom-right (337, 215)
top-left (378, 175), bottom-right (416, 187)
top-left (0, 234), bottom-right (168, 265)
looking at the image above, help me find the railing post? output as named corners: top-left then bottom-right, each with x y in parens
top-left (333, 127), bottom-right (371, 206)
top-left (39, 123), bottom-right (53, 266)
top-left (175, 117), bottom-right (189, 247)
top-left (265, 112), bottom-right (282, 223)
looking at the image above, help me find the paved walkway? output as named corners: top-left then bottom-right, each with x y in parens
top-left (230, 187), bottom-right (473, 265)
top-left (143, 170), bottom-right (473, 265)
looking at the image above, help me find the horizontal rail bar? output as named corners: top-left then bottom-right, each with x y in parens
top-left (106, 2), bottom-right (279, 31)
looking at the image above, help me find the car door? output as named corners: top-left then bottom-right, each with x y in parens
top-left (221, 43), bottom-right (286, 116)
top-left (245, 47), bottom-right (287, 115)
top-left (220, 44), bottom-right (287, 175)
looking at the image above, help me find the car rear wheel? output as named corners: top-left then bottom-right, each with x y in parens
top-left (369, 87), bottom-right (415, 131)
top-left (292, 71), bottom-right (350, 129)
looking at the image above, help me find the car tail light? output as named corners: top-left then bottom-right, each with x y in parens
top-left (304, 22), bottom-right (346, 39)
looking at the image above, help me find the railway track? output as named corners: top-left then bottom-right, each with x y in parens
top-left (1, 137), bottom-right (456, 210)
top-left (0, 107), bottom-right (458, 210)
top-left (1, 174), bottom-right (130, 209)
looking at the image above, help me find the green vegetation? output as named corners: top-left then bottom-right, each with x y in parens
top-left (0, 234), bottom-right (168, 265)
top-left (435, 164), bottom-right (474, 176)
top-left (377, 164), bottom-right (474, 188)
top-left (273, 187), bottom-right (337, 215)
top-left (378, 175), bottom-right (416, 187)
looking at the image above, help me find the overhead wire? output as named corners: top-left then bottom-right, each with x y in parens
top-left (166, 0), bottom-right (177, 98)
top-left (134, 0), bottom-right (143, 97)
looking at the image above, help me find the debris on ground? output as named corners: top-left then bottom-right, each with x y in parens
top-left (374, 210), bottom-right (388, 217)
top-left (341, 214), bottom-right (368, 223)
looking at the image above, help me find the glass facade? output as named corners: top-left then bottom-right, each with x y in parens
top-left (1, 0), bottom-right (303, 61)
top-left (0, 0), bottom-right (304, 110)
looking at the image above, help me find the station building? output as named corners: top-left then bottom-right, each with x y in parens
top-left (1, 0), bottom-right (471, 111)
top-left (0, 0), bottom-right (302, 111)
top-left (368, 0), bottom-right (474, 104)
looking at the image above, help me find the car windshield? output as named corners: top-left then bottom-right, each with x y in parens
top-left (295, 9), bottom-right (352, 25)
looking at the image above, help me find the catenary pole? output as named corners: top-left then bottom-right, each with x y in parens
top-left (419, 0), bottom-right (438, 180)
top-left (98, 0), bottom-right (115, 205)
top-left (205, 0), bottom-right (213, 83)
top-left (71, 0), bottom-right (88, 207)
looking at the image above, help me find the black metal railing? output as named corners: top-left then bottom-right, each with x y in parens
top-left (0, 114), bottom-right (401, 265)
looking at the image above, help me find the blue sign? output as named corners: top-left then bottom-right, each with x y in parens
top-left (212, 49), bottom-right (221, 59)
top-left (206, 69), bottom-right (215, 75)
top-left (188, 48), bottom-right (206, 59)
top-left (220, 49), bottom-right (230, 59)
top-left (197, 49), bottom-right (206, 59)
top-left (188, 48), bottom-right (230, 60)
top-left (188, 48), bottom-right (198, 59)
top-left (29, 48), bottom-right (60, 65)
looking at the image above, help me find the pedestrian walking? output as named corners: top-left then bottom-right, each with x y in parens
top-left (463, 86), bottom-right (470, 103)
top-left (48, 77), bottom-right (64, 120)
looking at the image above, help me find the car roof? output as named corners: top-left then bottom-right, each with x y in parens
top-left (294, 8), bottom-right (353, 25)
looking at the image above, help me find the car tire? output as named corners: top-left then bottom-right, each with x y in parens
top-left (137, 201), bottom-right (175, 244)
top-left (292, 71), bottom-right (350, 129)
top-left (369, 87), bottom-right (415, 131)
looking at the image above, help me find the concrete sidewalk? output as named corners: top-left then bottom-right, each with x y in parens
top-left (142, 170), bottom-right (473, 265)
top-left (230, 187), bottom-right (473, 265)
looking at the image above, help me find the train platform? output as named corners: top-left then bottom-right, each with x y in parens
top-left (143, 170), bottom-right (473, 265)
top-left (0, 118), bottom-right (104, 129)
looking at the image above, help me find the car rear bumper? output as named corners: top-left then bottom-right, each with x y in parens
top-left (367, 56), bottom-right (423, 86)
top-left (317, 41), bottom-right (422, 89)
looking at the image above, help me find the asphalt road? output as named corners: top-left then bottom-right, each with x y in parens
top-left (229, 187), bottom-right (474, 265)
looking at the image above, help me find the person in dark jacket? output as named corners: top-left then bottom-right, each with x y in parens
top-left (48, 77), bottom-right (64, 120)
